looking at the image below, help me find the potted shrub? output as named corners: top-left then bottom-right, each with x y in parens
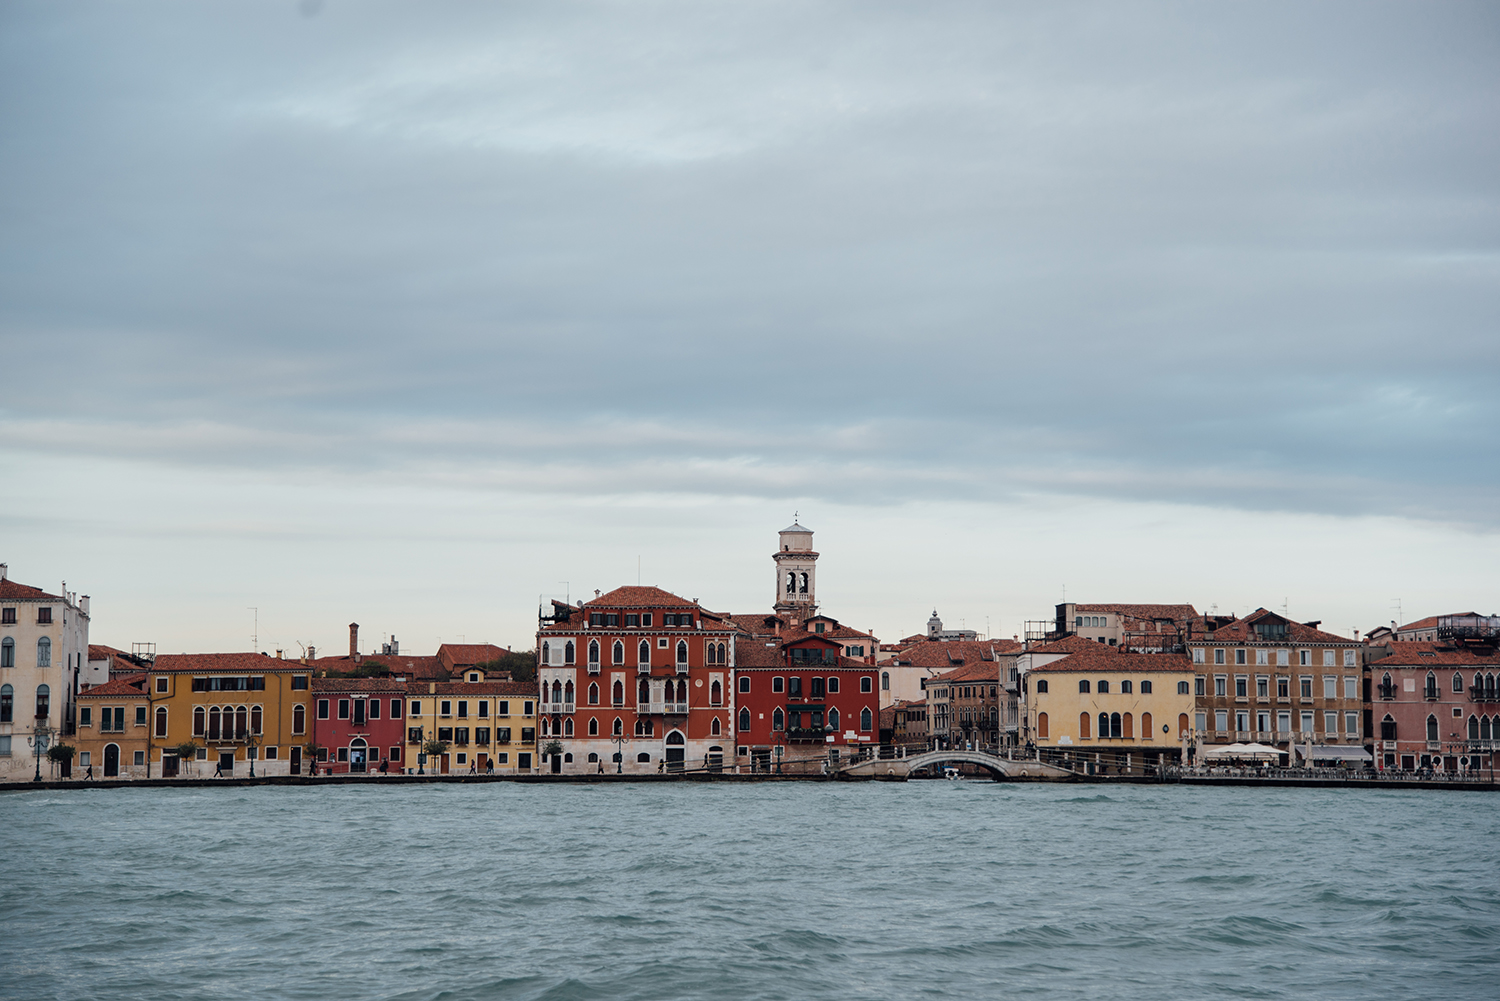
top-left (47, 743), bottom-right (76, 779)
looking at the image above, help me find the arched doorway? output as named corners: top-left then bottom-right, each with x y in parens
top-left (103, 743), bottom-right (120, 777)
top-left (349, 738), bottom-right (368, 773)
top-left (665, 730), bottom-right (685, 772)
top-left (707, 745), bottom-right (723, 773)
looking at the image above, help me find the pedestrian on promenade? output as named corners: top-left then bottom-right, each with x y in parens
top-left (213, 760), bottom-right (223, 778)
top-left (469, 759), bottom-right (477, 774)
top-left (378, 758), bottom-right (388, 775)
top-left (84, 762), bottom-right (93, 781)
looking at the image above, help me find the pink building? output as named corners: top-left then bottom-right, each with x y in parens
top-left (310, 678), bottom-right (407, 774)
top-left (1367, 640), bottom-right (1500, 773)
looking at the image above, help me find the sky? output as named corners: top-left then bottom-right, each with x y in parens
top-left (1, 1), bottom-right (1496, 656)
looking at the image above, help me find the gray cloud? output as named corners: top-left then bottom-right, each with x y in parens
top-left (2, 1), bottom-right (1497, 527)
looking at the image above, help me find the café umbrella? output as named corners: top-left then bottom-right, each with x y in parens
top-left (1203, 742), bottom-right (1281, 760)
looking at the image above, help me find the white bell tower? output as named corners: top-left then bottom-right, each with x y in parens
top-left (773, 518), bottom-right (818, 619)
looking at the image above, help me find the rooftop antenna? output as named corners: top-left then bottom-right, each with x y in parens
top-left (638, 557), bottom-right (641, 586)
top-left (1392, 598), bottom-right (1402, 625)
top-left (248, 607), bottom-right (258, 653)
top-left (1281, 597), bottom-right (1288, 617)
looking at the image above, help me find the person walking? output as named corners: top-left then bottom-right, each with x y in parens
top-left (84, 762), bottom-right (94, 781)
top-left (213, 759), bottom-right (223, 778)
top-left (378, 758), bottom-right (388, 775)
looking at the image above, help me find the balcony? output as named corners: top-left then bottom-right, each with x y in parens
top-left (675, 663), bottom-right (689, 675)
top-left (1469, 687), bottom-right (1499, 703)
top-left (786, 727), bottom-right (831, 742)
top-left (587, 662), bottom-right (600, 675)
top-left (645, 701), bottom-right (688, 715)
top-left (1376, 686), bottom-right (1396, 701)
top-left (1423, 688), bottom-right (1440, 702)
top-left (637, 664), bottom-right (650, 675)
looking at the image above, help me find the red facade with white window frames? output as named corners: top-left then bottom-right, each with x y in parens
top-left (1366, 639), bottom-right (1500, 774)
top-left (536, 586), bottom-right (737, 774)
top-left (310, 677), bottom-right (407, 774)
top-left (732, 633), bottom-right (878, 774)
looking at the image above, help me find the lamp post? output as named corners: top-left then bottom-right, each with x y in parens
top-left (613, 733), bottom-right (625, 773)
top-left (774, 731), bottom-right (784, 775)
top-left (29, 721), bottom-right (54, 783)
top-left (246, 730), bottom-right (260, 778)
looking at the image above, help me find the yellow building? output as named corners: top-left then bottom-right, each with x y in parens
top-left (148, 653), bottom-right (313, 777)
top-left (1023, 645), bottom-right (1194, 775)
top-left (75, 674), bottom-right (152, 779)
top-left (403, 679), bottom-right (537, 775)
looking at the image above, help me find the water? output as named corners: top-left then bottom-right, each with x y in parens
top-left (3, 781), bottom-right (1496, 1001)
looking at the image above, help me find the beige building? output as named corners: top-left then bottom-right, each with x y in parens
top-left (0, 566), bottom-right (91, 780)
top-left (1053, 602), bottom-right (1198, 649)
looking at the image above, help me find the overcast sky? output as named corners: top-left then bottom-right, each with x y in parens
top-left (2, 1), bottom-right (1496, 655)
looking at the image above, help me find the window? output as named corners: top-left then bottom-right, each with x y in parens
top-left (1324, 711), bottom-right (1338, 734)
top-left (1195, 712), bottom-right (1206, 732)
top-left (440, 700), bottom-right (452, 717)
top-left (772, 708), bottom-right (784, 731)
top-left (1193, 648), bottom-right (1204, 664)
top-left (1277, 711), bottom-right (1291, 733)
top-left (1079, 680), bottom-right (1090, 694)
top-left (881, 672), bottom-right (890, 691)
top-left (1277, 650), bottom-right (1289, 667)
top-left (1214, 649), bottom-right (1225, 665)
top-left (135, 705), bottom-right (147, 727)
top-left (739, 676), bottom-right (750, 693)
top-left (1344, 650), bottom-right (1356, 667)
top-left (676, 640), bottom-right (688, 665)
top-left (1235, 676), bottom-right (1247, 697)
top-left (80, 705), bottom-right (93, 727)
top-left (1300, 677), bottom-right (1313, 698)
top-left (1323, 677), bottom-right (1337, 700)
top-left (1256, 676), bottom-right (1269, 698)
top-left (293, 703), bottom-right (305, 734)
top-left (739, 708), bottom-right (751, 732)
top-left (587, 682), bottom-right (599, 705)
top-left (338, 699), bottom-right (350, 720)
top-left (1214, 710), bottom-right (1228, 731)
top-left (458, 700), bottom-right (468, 718)
top-left (1299, 650), bottom-right (1310, 667)
top-left (789, 677), bottom-right (802, 697)
top-left (1079, 713), bottom-right (1091, 739)
top-left (1214, 676), bottom-right (1227, 697)
top-left (37, 607), bottom-right (52, 624)
top-left (859, 676), bottom-right (872, 693)
top-left (1236, 649), bottom-right (1246, 665)
top-left (1323, 650), bottom-right (1335, 667)
top-left (1195, 677), bottom-right (1204, 697)
top-left (1256, 650), bottom-right (1269, 666)
top-left (639, 640), bottom-right (651, 667)
top-left (411, 701), bottom-right (421, 716)
top-left (1427, 714), bottom-right (1439, 742)
top-left (1036, 712), bottom-right (1049, 738)
top-left (1453, 673), bottom-right (1465, 693)
top-left (641, 614), bottom-right (653, 627)
top-left (1300, 711), bottom-right (1314, 733)
top-left (587, 717), bottom-right (598, 736)
top-left (1278, 677), bottom-right (1289, 698)
top-left (0, 608), bottom-right (12, 624)
top-left (1121, 680), bottom-right (1133, 694)
top-left (317, 699), bottom-right (330, 720)
top-left (859, 707), bottom-right (872, 731)
top-left (828, 677), bottom-right (840, 694)
top-left (612, 680), bottom-right (623, 706)
top-left (1380, 715), bottom-right (1397, 740)
top-left (810, 677), bottom-right (825, 698)
top-left (1097, 680), bottom-right (1110, 694)
top-left (772, 677), bottom-right (785, 693)
top-left (1177, 681), bottom-right (1189, 695)
top-left (1037, 679), bottom-right (1049, 693)
top-left (612, 641), bottom-right (624, 665)
top-left (36, 637), bottom-right (51, 668)
top-left (710, 680), bottom-right (722, 706)
top-left (0, 637), bottom-right (12, 668)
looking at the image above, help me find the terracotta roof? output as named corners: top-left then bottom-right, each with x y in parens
top-left (1028, 635), bottom-right (1119, 656)
top-left (1191, 609), bottom-right (1356, 645)
top-left (1028, 649), bottom-right (1193, 674)
top-left (931, 660), bottom-right (1003, 683)
top-left (309, 654), bottom-right (445, 679)
top-left (1396, 616), bottom-right (1440, 633)
top-left (437, 643), bottom-right (512, 669)
top-left (79, 674), bottom-right (148, 697)
top-left (894, 639), bottom-right (1020, 669)
top-left (731, 638), bottom-right (785, 668)
top-left (1371, 641), bottom-right (1500, 667)
top-left (0, 579), bottom-right (64, 601)
top-left (406, 680), bottom-right (536, 696)
top-left (313, 677), bottom-right (410, 693)
top-left (589, 586), bottom-right (697, 609)
top-left (152, 652), bottom-right (293, 673)
top-left (1074, 603), bottom-right (1198, 622)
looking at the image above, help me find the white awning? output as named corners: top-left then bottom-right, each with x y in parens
top-left (1294, 745), bottom-right (1372, 762)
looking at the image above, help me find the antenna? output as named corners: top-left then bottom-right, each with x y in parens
top-left (1392, 598), bottom-right (1402, 625)
top-left (248, 607), bottom-right (258, 652)
top-left (638, 557), bottom-right (641, 586)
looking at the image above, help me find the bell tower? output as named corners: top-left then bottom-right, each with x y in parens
top-left (773, 518), bottom-right (818, 620)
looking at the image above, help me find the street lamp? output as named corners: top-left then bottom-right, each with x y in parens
top-left (246, 730), bottom-right (260, 778)
top-left (613, 733), bottom-right (625, 774)
top-left (29, 721), bottom-right (55, 783)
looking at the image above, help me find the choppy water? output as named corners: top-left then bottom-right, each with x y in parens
top-left (3, 781), bottom-right (1497, 1001)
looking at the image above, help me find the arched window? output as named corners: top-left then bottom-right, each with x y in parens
top-left (612, 680), bottom-right (624, 705)
top-left (1177, 681), bottom-right (1189, 695)
top-left (36, 637), bottom-right (51, 668)
top-left (1381, 714), bottom-right (1397, 740)
top-left (541, 642), bottom-right (549, 665)
top-left (676, 640), bottom-right (688, 665)
top-left (207, 706), bottom-right (221, 740)
top-left (612, 641), bottom-right (624, 665)
top-left (588, 682), bottom-right (599, 705)
top-left (1079, 712), bottom-right (1091, 740)
top-left (859, 707), bottom-right (872, 731)
top-left (1036, 679), bottom-right (1048, 693)
top-left (739, 708), bottom-right (751, 732)
top-left (194, 705), bottom-right (206, 736)
top-left (235, 706), bottom-right (248, 738)
top-left (718, 642), bottom-right (728, 664)
top-left (1141, 711), bottom-right (1152, 737)
top-left (1486, 673), bottom-right (1496, 697)
top-left (1482, 716), bottom-right (1493, 740)
top-left (1454, 673), bottom-right (1465, 693)
top-left (1426, 714), bottom-right (1439, 742)
top-left (542, 716), bottom-right (551, 737)
top-left (292, 702), bottom-right (305, 735)
top-left (772, 708), bottom-right (784, 731)
top-left (711, 716), bottom-right (721, 736)
top-left (1425, 672), bottom-right (1438, 698)
top-left (33, 683), bottom-right (50, 719)
top-left (637, 752), bottom-right (653, 763)
top-left (588, 717), bottom-right (599, 736)
top-left (634, 718), bottom-right (654, 737)
top-left (638, 677), bottom-right (650, 705)
top-left (564, 718), bottom-right (574, 737)
top-left (552, 680), bottom-right (563, 704)
top-left (1097, 680), bottom-right (1110, 694)
top-left (587, 752), bottom-right (599, 763)
top-left (0, 637), bottom-right (12, 668)
top-left (799, 572), bottom-right (809, 594)
top-left (1178, 712), bottom-right (1189, 736)
top-left (564, 641), bottom-right (575, 665)
top-left (612, 717), bottom-right (623, 736)
top-left (638, 640), bottom-right (651, 666)
top-left (1078, 680), bottom-right (1090, 694)
top-left (1121, 680), bottom-right (1133, 694)
top-left (250, 706), bottom-right (262, 734)
top-left (1122, 712), bottom-right (1133, 739)
top-left (1468, 715), bottom-right (1479, 740)
top-left (0, 684), bottom-right (12, 723)
top-left (1100, 713), bottom-right (1112, 738)
top-left (676, 678), bottom-right (688, 703)
top-left (588, 640), bottom-right (599, 665)
top-left (564, 680), bottom-right (574, 705)
top-left (881, 672), bottom-right (890, 691)
top-left (1141, 680), bottom-right (1152, 694)
top-left (1036, 712), bottom-right (1049, 739)
top-left (710, 680), bottom-right (722, 706)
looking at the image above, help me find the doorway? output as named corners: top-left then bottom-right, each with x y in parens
top-left (707, 746), bottom-right (723, 773)
top-left (349, 739), bottom-right (367, 773)
top-left (290, 746), bottom-right (302, 775)
top-left (439, 753), bottom-right (451, 774)
top-left (218, 751), bottom-right (235, 775)
top-left (104, 743), bottom-right (120, 778)
top-left (550, 754), bottom-right (562, 774)
top-left (665, 730), bottom-right (685, 771)
top-left (162, 754), bottom-right (179, 778)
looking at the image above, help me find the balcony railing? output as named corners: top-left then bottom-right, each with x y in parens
top-left (1469, 687), bottom-right (1499, 703)
top-left (587, 662), bottom-right (600, 675)
top-left (786, 727), bottom-right (830, 742)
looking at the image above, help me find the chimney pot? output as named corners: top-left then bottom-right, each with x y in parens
top-left (349, 623), bottom-right (359, 659)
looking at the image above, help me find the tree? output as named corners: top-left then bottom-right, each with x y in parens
top-left (543, 740), bottom-right (563, 759)
top-left (172, 741), bottom-right (201, 775)
top-left (48, 744), bottom-right (76, 775)
top-left (422, 738), bottom-right (449, 759)
top-left (480, 650), bottom-right (536, 683)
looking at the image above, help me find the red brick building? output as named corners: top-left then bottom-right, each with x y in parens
top-left (536, 586), bottom-right (738, 774)
top-left (310, 677), bottom-right (407, 774)
top-left (731, 632), bottom-right (878, 773)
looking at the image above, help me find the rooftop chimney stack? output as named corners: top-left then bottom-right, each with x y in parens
top-left (0, 563), bottom-right (7, 581)
top-left (349, 622), bottom-right (359, 658)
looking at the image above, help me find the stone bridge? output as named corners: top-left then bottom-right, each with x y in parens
top-left (838, 749), bottom-right (1076, 781)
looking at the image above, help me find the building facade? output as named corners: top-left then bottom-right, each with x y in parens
top-left (1186, 609), bottom-right (1364, 763)
top-left (311, 677), bottom-right (408, 774)
top-left (404, 680), bottom-right (536, 774)
top-left (148, 653), bottom-right (311, 778)
top-left (733, 632), bottom-right (879, 773)
top-left (1053, 602), bottom-right (1198, 649)
top-left (74, 675), bottom-right (150, 778)
top-left (1366, 639), bottom-right (1500, 773)
top-left (0, 568), bottom-right (91, 779)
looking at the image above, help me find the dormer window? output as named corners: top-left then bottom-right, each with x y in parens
top-left (468, 672), bottom-right (480, 682)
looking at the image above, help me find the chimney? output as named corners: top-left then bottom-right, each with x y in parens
top-left (349, 623), bottom-right (359, 658)
top-left (0, 563), bottom-right (6, 580)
